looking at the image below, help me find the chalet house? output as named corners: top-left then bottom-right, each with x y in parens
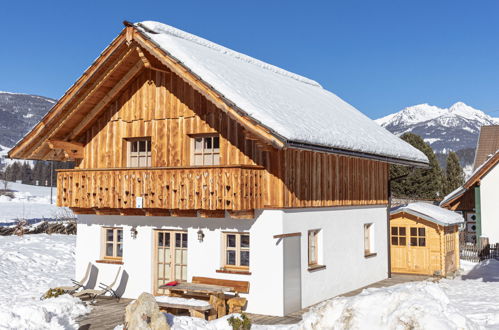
top-left (9, 21), bottom-right (428, 316)
top-left (441, 125), bottom-right (499, 244)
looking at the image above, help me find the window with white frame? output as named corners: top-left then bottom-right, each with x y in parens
top-left (308, 229), bottom-right (321, 267)
top-left (127, 138), bottom-right (151, 167)
top-left (364, 223), bottom-right (375, 256)
top-left (102, 227), bottom-right (123, 260)
top-left (191, 135), bottom-right (220, 165)
top-left (222, 232), bottom-right (249, 269)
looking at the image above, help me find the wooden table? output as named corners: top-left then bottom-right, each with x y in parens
top-left (159, 282), bottom-right (234, 318)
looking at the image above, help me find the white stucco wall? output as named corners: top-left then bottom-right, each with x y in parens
top-left (479, 163), bottom-right (499, 243)
top-left (75, 205), bottom-right (388, 316)
top-left (76, 211), bottom-right (285, 315)
top-left (282, 205), bottom-right (388, 308)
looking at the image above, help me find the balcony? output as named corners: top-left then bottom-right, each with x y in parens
top-left (57, 165), bottom-right (264, 217)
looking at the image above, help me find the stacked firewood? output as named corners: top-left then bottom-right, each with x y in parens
top-left (0, 221), bottom-right (77, 236)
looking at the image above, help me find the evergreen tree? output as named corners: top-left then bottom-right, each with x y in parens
top-left (390, 133), bottom-right (443, 199)
top-left (5, 161), bottom-right (22, 182)
top-left (20, 162), bottom-right (33, 185)
top-left (443, 152), bottom-right (465, 196)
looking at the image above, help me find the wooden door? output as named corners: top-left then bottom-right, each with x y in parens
top-left (391, 225), bottom-right (431, 274)
top-left (154, 230), bottom-right (188, 295)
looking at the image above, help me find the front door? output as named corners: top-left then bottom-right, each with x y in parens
top-left (154, 230), bottom-right (188, 295)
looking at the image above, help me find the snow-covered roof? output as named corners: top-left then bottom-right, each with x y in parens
top-left (392, 202), bottom-right (464, 226)
top-left (134, 21), bottom-right (428, 166)
top-left (440, 149), bottom-right (499, 207)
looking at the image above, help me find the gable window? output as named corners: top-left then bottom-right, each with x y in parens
top-left (192, 135), bottom-right (220, 165)
top-left (364, 223), bottom-right (376, 256)
top-left (127, 138), bottom-right (151, 167)
top-left (391, 226), bottom-right (406, 246)
top-left (222, 232), bottom-right (249, 269)
top-left (410, 227), bottom-right (426, 247)
top-left (308, 229), bottom-right (321, 267)
top-left (102, 227), bottom-right (123, 260)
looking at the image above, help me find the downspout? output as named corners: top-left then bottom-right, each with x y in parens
top-left (387, 174), bottom-right (409, 279)
top-left (474, 185), bottom-right (482, 240)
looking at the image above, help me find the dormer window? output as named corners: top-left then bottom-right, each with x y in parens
top-left (191, 135), bottom-right (220, 165)
top-left (126, 138), bottom-right (151, 167)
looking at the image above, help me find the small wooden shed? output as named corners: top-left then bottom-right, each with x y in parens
top-left (390, 202), bottom-right (464, 276)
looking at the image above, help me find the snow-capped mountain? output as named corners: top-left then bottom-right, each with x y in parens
top-left (0, 91), bottom-right (55, 148)
top-left (376, 102), bottom-right (499, 157)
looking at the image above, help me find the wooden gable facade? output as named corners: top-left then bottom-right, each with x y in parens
top-left (9, 25), bottom-right (389, 218)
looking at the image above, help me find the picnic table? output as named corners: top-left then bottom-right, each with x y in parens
top-left (159, 282), bottom-right (235, 318)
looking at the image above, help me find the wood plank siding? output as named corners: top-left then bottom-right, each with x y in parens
top-left (53, 63), bottom-right (389, 214)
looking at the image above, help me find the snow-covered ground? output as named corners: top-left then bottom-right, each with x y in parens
top-left (0, 234), bottom-right (89, 329)
top-left (1, 232), bottom-right (498, 329)
top-left (0, 182), bottom-right (71, 224)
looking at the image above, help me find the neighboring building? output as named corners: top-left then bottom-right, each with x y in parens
top-left (390, 202), bottom-right (463, 276)
top-left (8, 21), bottom-right (428, 316)
top-left (441, 125), bottom-right (499, 244)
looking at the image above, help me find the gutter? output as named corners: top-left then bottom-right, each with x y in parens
top-left (287, 141), bottom-right (430, 168)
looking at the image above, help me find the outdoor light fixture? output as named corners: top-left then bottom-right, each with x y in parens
top-left (197, 229), bottom-right (205, 242)
top-left (131, 226), bottom-right (138, 239)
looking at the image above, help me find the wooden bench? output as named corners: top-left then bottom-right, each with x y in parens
top-left (191, 276), bottom-right (250, 294)
top-left (192, 277), bottom-right (249, 315)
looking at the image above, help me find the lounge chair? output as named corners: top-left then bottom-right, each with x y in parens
top-left (53, 262), bottom-right (92, 294)
top-left (74, 266), bottom-right (122, 301)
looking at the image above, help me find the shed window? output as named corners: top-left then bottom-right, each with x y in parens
top-left (410, 227), bottom-right (426, 247)
top-left (391, 226), bottom-right (406, 246)
top-left (192, 135), bottom-right (220, 165)
top-left (127, 138), bottom-right (151, 167)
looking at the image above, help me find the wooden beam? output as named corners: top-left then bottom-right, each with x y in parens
top-left (119, 208), bottom-right (146, 216)
top-left (47, 140), bottom-right (84, 159)
top-left (144, 209), bottom-right (171, 217)
top-left (273, 232), bottom-right (301, 239)
top-left (170, 210), bottom-right (198, 217)
top-left (227, 210), bottom-right (254, 219)
top-left (70, 208), bottom-right (95, 215)
top-left (95, 208), bottom-right (121, 215)
top-left (70, 59), bottom-right (145, 139)
top-left (199, 210), bottom-right (225, 218)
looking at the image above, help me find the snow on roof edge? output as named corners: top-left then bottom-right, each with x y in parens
top-left (392, 202), bottom-right (464, 226)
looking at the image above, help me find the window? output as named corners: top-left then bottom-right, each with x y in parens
top-left (102, 227), bottom-right (123, 259)
top-left (410, 227), bottom-right (426, 247)
top-left (391, 226), bottom-right (407, 246)
top-left (222, 233), bottom-right (249, 269)
top-left (308, 230), bottom-right (320, 266)
top-left (192, 135), bottom-right (220, 165)
top-left (127, 138), bottom-right (151, 167)
top-left (364, 223), bottom-right (375, 255)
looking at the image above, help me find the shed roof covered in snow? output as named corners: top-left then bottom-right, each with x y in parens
top-left (132, 21), bottom-right (428, 166)
top-left (391, 202), bottom-right (464, 226)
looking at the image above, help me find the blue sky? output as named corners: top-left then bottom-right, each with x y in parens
top-left (1, 0), bottom-right (499, 119)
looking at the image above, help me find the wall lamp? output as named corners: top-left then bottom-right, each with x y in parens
top-left (131, 226), bottom-right (138, 239)
top-left (197, 229), bottom-right (205, 242)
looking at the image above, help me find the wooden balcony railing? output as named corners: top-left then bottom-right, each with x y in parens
top-left (57, 165), bottom-right (264, 214)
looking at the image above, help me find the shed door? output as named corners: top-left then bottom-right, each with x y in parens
top-left (391, 226), bottom-right (431, 274)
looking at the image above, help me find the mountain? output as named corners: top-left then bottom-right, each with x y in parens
top-left (0, 92), bottom-right (55, 148)
top-left (376, 102), bottom-right (499, 170)
top-left (0, 92), bottom-right (55, 169)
